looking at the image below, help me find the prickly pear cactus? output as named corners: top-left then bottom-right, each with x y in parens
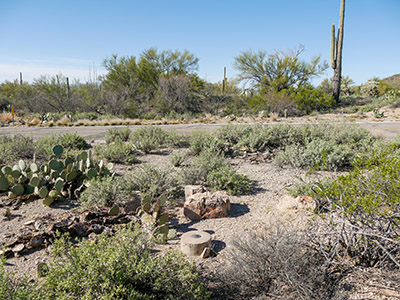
top-left (138, 194), bottom-right (169, 243)
top-left (0, 144), bottom-right (114, 207)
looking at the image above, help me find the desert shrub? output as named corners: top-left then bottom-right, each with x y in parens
top-left (311, 156), bottom-right (400, 268)
top-left (0, 135), bottom-right (36, 164)
top-left (292, 84), bottom-right (336, 114)
top-left (180, 148), bottom-right (229, 185)
top-left (41, 227), bottom-right (209, 300)
top-left (94, 139), bottom-right (138, 164)
top-left (274, 124), bottom-right (375, 171)
top-left (130, 126), bottom-right (168, 153)
top-left (214, 124), bottom-right (253, 150)
top-left (360, 80), bottom-right (380, 97)
top-left (189, 131), bottom-right (224, 155)
top-left (105, 127), bottom-right (132, 144)
top-left (127, 164), bottom-right (182, 199)
top-left (206, 166), bottom-right (252, 195)
top-left (169, 150), bottom-right (188, 167)
top-left (0, 259), bottom-right (43, 300)
top-left (217, 225), bottom-right (339, 300)
top-left (78, 176), bottom-right (137, 210)
top-left (275, 140), bottom-right (356, 171)
top-left (35, 133), bottom-right (89, 158)
top-left (130, 126), bottom-right (186, 153)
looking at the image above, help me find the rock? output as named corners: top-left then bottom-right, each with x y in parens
top-left (88, 232), bottom-right (98, 243)
top-left (34, 221), bottom-right (46, 231)
top-left (184, 185), bottom-right (205, 199)
top-left (201, 247), bottom-right (211, 259)
top-left (12, 243), bottom-right (25, 253)
top-left (29, 235), bottom-right (44, 248)
top-left (123, 198), bottom-right (141, 214)
top-left (24, 220), bottom-right (35, 226)
top-left (183, 191), bottom-right (231, 221)
top-left (68, 223), bottom-right (90, 236)
top-left (181, 231), bottom-right (211, 256)
top-left (91, 223), bottom-right (104, 234)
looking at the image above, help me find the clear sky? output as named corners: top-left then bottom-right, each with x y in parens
top-left (0, 0), bottom-right (399, 86)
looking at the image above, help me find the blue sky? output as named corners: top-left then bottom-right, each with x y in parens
top-left (0, 0), bottom-right (399, 86)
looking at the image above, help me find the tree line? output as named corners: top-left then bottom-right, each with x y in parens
top-left (0, 46), bottom-right (340, 118)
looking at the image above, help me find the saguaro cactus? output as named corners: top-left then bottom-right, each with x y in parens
top-left (331, 0), bottom-right (345, 102)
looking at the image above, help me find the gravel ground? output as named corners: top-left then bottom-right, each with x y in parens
top-left (1, 150), bottom-right (399, 299)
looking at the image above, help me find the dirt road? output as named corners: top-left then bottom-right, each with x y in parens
top-left (1, 121), bottom-right (400, 141)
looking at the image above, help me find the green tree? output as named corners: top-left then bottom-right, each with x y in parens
top-left (234, 45), bottom-right (328, 93)
top-left (101, 49), bottom-right (200, 117)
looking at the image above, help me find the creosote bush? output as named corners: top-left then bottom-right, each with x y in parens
top-left (310, 155), bottom-right (400, 268)
top-left (105, 127), bottom-right (132, 144)
top-left (130, 126), bottom-right (187, 153)
top-left (206, 166), bottom-right (252, 196)
top-left (94, 138), bottom-right (139, 164)
top-left (35, 133), bottom-right (89, 158)
top-left (78, 176), bottom-right (136, 210)
top-left (181, 148), bottom-right (252, 195)
top-left (127, 164), bottom-right (182, 200)
top-left (0, 135), bottom-right (36, 164)
top-left (40, 226), bottom-right (209, 300)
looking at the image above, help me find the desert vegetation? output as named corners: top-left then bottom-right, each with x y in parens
top-left (0, 124), bottom-right (399, 299)
top-left (2, 45), bottom-right (399, 127)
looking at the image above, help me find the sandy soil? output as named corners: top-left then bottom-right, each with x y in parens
top-left (1, 147), bottom-right (399, 299)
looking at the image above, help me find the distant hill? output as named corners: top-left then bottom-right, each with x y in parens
top-left (383, 74), bottom-right (400, 83)
top-left (382, 74), bottom-right (400, 89)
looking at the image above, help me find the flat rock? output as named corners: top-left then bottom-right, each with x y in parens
top-left (184, 191), bottom-right (231, 221)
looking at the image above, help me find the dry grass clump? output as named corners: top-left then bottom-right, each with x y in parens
top-left (216, 224), bottom-right (343, 300)
top-left (0, 113), bottom-right (13, 122)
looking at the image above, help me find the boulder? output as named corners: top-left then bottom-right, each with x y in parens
top-left (184, 185), bottom-right (205, 199)
top-left (184, 191), bottom-right (231, 221)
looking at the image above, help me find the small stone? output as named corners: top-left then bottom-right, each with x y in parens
top-left (29, 235), bottom-right (44, 248)
top-left (24, 220), bottom-right (35, 226)
top-left (201, 247), bottom-right (211, 259)
top-left (88, 233), bottom-right (98, 243)
top-left (123, 198), bottom-right (141, 214)
top-left (68, 223), bottom-right (90, 236)
top-left (12, 243), bottom-right (25, 253)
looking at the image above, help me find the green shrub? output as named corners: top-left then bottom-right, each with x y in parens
top-left (130, 126), bottom-right (184, 153)
top-left (181, 148), bottom-right (229, 185)
top-left (189, 131), bottom-right (224, 155)
top-left (0, 135), bottom-right (35, 164)
top-left (311, 156), bottom-right (400, 268)
top-left (94, 139), bottom-right (138, 164)
top-left (35, 133), bottom-right (89, 158)
top-left (169, 150), bottom-right (188, 167)
top-left (127, 164), bottom-right (182, 199)
top-left (206, 166), bottom-right (252, 195)
top-left (292, 84), bottom-right (335, 114)
top-left (78, 176), bottom-right (137, 210)
top-left (275, 140), bottom-right (356, 171)
top-left (215, 124), bottom-right (253, 151)
top-left (41, 227), bottom-right (209, 300)
top-left (105, 127), bottom-right (132, 144)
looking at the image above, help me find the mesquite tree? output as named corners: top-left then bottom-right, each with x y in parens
top-left (331, 0), bottom-right (345, 102)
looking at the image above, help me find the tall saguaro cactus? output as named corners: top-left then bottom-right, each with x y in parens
top-left (331, 0), bottom-right (345, 102)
